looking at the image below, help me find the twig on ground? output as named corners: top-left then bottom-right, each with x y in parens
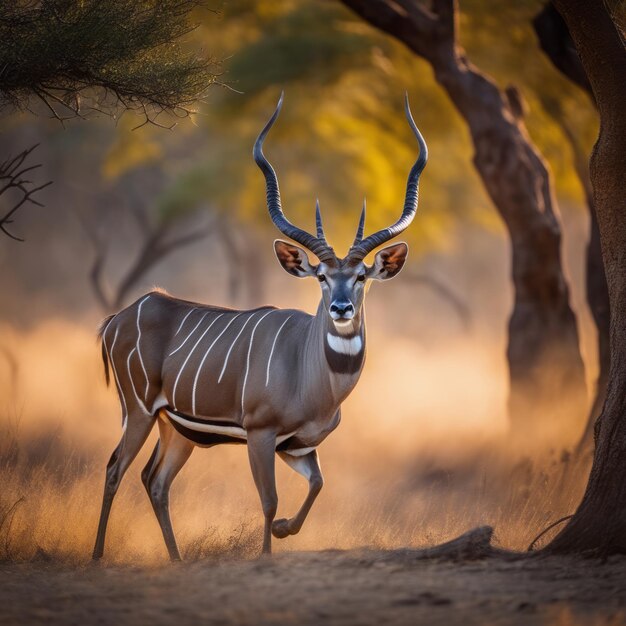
top-left (527, 515), bottom-right (574, 552)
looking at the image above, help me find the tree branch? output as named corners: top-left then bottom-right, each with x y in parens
top-left (155, 227), bottom-right (212, 258)
top-left (0, 145), bottom-right (52, 241)
top-left (112, 220), bottom-right (212, 310)
top-left (340, 0), bottom-right (438, 58)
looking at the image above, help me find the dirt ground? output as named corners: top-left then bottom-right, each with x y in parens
top-left (1, 550), bottom-right (625, 626)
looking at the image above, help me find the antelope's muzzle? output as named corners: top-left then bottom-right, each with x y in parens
top-left (329, 301), bottom-right (355, 321)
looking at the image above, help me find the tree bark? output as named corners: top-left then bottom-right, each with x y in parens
top-left (579, 186), bottom-right (610, 454)
top-left (533, 2), bottom-right (610, 455)
top-left (340, 0), bottom-right (587, 444)
top-left (545, 0), bottom-right (626, 554)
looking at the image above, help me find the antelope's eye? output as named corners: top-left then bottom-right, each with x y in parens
top-left (357, 274), bottom-right (366, 282)
top-left (318, 274), bottom-right (326, 282)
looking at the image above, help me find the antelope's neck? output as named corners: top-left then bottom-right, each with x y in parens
top-left (307, 301), bottom-right (366, 406)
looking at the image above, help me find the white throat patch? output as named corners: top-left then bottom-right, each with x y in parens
top-left (326, 333), bottom-right (363, 355)
top-left (332, 319), bottom-right (355, 335)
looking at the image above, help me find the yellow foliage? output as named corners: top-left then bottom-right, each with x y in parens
top-left (113, 0), bottom-right (597, 254)
top-left (102, 116), bottom-right (163, 180)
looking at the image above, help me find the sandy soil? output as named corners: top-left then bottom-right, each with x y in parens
top-left (1, 550), bottom-right (625, 626)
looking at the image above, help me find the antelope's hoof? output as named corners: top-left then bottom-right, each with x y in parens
top-left (271, 518), bottom-right (291, 539)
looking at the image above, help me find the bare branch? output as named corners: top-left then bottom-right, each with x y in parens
top-left (81, 175), bottom-right (213, 313)
top-left (112, 219), bottom-right (213, 310)
top-left (33, 88), bottom-right (83, 125)
top-left (156, 227), bottom-right (212, 256)
top-left (131, 102), bottom-right (179, 131)
top-left (0, 145), bottom-right (52, 241)
top-left (527, 515), bottom-right (573, 552)
top-left (0, 224), bottom-right (23, 242)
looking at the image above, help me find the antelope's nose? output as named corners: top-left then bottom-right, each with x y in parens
top-left (330, 301), bottom-right (354, 320)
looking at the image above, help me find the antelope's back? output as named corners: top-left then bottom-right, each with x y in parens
top-left (134, 293), bottom-right (308, 421)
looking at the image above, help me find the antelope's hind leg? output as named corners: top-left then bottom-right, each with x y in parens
top-left (272, 450), bottom-right (323, 539)
top-left (142, 417), bottom-right (194, 561)
top-left (92, 411), bottom-right (155, 560)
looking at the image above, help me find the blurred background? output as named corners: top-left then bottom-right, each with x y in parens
top-left (0, 0), bottom-right (601, 563)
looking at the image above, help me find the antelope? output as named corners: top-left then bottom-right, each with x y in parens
top-left (92, 93), bottom-right (427, 561)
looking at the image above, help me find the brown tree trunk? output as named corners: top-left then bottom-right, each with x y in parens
top-left (533, 2), bottom-right (610, 455)
top-left (545, 0), bottom-right (626, 554)
top-left (579, 195), bottom-right (610, 452)
top-left (340, 0), bottom-right (587, 445)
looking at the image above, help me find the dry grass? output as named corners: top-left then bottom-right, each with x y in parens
top-left (182, 521), bottom-right (263, 561)
top-left (0, 416), bottom-right (589, 565)
top-left (0, 318), bottom-right (592, 565)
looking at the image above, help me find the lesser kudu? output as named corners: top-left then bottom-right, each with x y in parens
top-left (92, 93), bottom-right (427, 560)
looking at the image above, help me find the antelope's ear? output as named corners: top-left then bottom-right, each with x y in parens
top-left (367, 242), bottom-right (408, 281)
top-left (274, 240), bottom-right (317, 278)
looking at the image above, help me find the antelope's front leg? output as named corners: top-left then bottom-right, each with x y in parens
top-left (272, 450), bottom-right (323, 539)
top-left (246, 429), bottom-right (278, 555)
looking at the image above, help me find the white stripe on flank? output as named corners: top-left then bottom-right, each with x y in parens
top-left (191, 313), bottom-right (243, 415)
top-left (241, 310), bottom-right (274, 416)
top-left (326, 333), bottom-right (363, 355)
top-left (107, 326), bottom-right (127, 426)
top-left (165, 409), bottom-right (247, 439)
top-left (172, 314), bottom-right (224, 408)
top-left (136, 295), bottom-right (151, 401)
top-left (265, 315), bottom-right (292, 386)
top-left (165, 410), bottom-right (297, 447)
top-left (217, 312), bottom-right (259, 383)
top-left (174, 308), bottom-right (196, 336)
top-left (126, 347), bottom-right (149, 414)
top-left (169, 312), bottom-right (208, 356)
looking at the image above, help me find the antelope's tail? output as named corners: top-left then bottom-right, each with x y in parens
top-left (98, 315), bottom-right (115, 387)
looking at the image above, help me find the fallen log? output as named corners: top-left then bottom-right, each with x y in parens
top-left (385, 526), bottom-right (523, 563)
